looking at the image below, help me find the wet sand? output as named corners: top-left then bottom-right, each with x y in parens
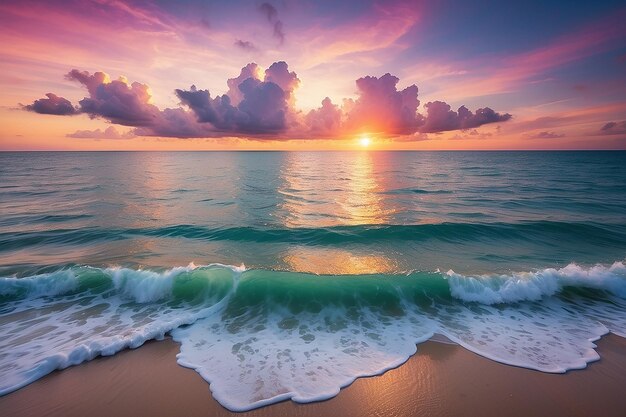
top-left (1, 335), bottom-right (625, 417)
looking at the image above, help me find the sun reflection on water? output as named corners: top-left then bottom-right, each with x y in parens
top-left (281, 246), bottom-right (398, 275)
top-left (275, 152), bottom-right (397, 274)
top-left (276, 151), bottom-right (392, 228)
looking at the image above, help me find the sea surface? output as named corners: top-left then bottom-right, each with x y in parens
top-left (1, 151), bottom-right (625, 410)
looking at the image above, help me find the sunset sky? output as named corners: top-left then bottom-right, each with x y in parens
top-left (1, 0), bottom-right (625, 150)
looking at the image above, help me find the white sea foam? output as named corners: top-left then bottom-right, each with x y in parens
top-left (0, 264), bottom-right (242, 396)
top-left (446, 261), bottom-right (626, 304)
top-left (172, 305), bottom-right (437, 411)
top-left (1, 261), bottom-right (625, 411)
top-left (110, 264), bottom-right (195, 303)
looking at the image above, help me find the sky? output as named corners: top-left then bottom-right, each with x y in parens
top-left (1, 0), bottom-right (625, 150)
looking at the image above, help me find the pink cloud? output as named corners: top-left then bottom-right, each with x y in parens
top-left (67, 126), bottom-right (135, 139)
top-left (600, 121), bottom-right (626, 135)
top-left (25, 62), bottom-right (511, 140)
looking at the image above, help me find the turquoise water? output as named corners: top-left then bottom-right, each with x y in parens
top-left (1, 151), bottom-right (626, 410)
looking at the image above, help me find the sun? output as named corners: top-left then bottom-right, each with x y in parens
top-left (359, 136), bottom-right (371, 147)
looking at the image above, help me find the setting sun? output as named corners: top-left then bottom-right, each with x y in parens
top-left (359, 136), bottom-right (371, 147)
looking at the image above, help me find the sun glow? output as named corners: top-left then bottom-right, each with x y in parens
top-left (359, 136), bottom-right (372, 147)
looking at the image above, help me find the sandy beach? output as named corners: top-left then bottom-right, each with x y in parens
top-left (3, 0), bottom-right (626, 414)
top-left (1, 335), bottom-right (624, 417)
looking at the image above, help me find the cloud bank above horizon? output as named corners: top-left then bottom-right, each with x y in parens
top-left (24, 62), bottom-right (512, 140)
top-left (2, 0), bottom-right (625, 150)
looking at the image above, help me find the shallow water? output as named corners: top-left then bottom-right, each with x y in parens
top-left (1, 151), bottom-right (625, 410)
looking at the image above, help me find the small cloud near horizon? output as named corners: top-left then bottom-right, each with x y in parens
top-left (526, 131), bottom-right (565, 139)
top-left (67, 126), bottom-right (136, 139)
top-left (600, 121), bottom-right (626, 135)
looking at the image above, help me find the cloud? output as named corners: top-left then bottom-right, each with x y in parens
top-left (343, 73), bottom-right (423, 135)
top-left (420, 101), bottom-right (511, 133)
top-left (63, 69), bottom-right (212, 138)
top-left (394, 132), bottom-right (431, 142)
top-left (226, 63), bottom-right (261, 106)
top-left (450, 129), bottom-right (493, 140)
top-left (135, 107), bottom-right (213, 138)
top-left (264, 61), bottom-right (300, 105)
top-left (26, 62), bottom-right (512, 140)
top-left (258, 2), bottom-right (285, 45)
top-left (237, 78), bottom-right (288, 132)
top-left (527, 131), bottom-right (565, 139)
top-left (600, 121), bottom-right (626, 135)
top-left (176, 81), bottom-right (287, 134)
top-left (67, 126), bottom-right (136, 139)
top-left (234, 39), bottom-right (256, 51)
top-left (176, 62), bottom-right (296, 134)
top-left (258, 3), bottom-right (278, 22)
top-left (305, 97), bottom-right (342, 135)
top-left (303, 72), bottom-right (507, 138)
top-left (66, 69), bottom-right (159, 126)
top-left (24, 93), bottom-right (77, 115)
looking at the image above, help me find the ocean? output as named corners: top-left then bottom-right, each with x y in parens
top-left (1, 151), bottom-right (625, 411)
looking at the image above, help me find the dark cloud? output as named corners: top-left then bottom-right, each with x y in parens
top-left (135, 107), bottom-right (213, 138)
top-left (63, 69), bottom-right (211, 138)
top-left (258, 2), bottom-right (285, 45)
top-left (25, 62), bottom-right (512, 140)
top-left (419, 101), bottom-right (511, 133)
top-left (176, 79), bottom-right (288, 134)
top-left (24, 93), bottom-right (77, 115)
top-left (67, 126), bottom-right (135, 139)
top-left (234, 39), bottom-right (257, 51)
top-left (238, 78), bottom-right (287, 132)
top-left (58, 69), bottom-right (213, 138)
top-left (174, 86), bottom-right (225, 125)
top-left (527, 131), bottom-right (565, 139)
top-left (66, 70), bottom-right (159, 126)
top-left (600, 121), bottom-right (626, 135)
top-left (177, 61), bottom-right (298, 134)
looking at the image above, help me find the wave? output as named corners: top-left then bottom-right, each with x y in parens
top-left (2, 261), bottom-right (625, 305)
top-left (0, 263), bottom-right (243, 304)
top-left (2, 221), bottom-right (626, 251)
top-left (0, 264), bottom-right (243, 397)
top-left (1, 261), bottom-right (625, 410)
top-left (447, 261), bottom-right (626, 304)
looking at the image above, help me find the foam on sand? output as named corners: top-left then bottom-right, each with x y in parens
top-left (1, 261), bottom-right (625, 410)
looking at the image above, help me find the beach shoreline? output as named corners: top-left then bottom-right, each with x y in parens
top-left (1, 334), bottom-right (624, 417)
